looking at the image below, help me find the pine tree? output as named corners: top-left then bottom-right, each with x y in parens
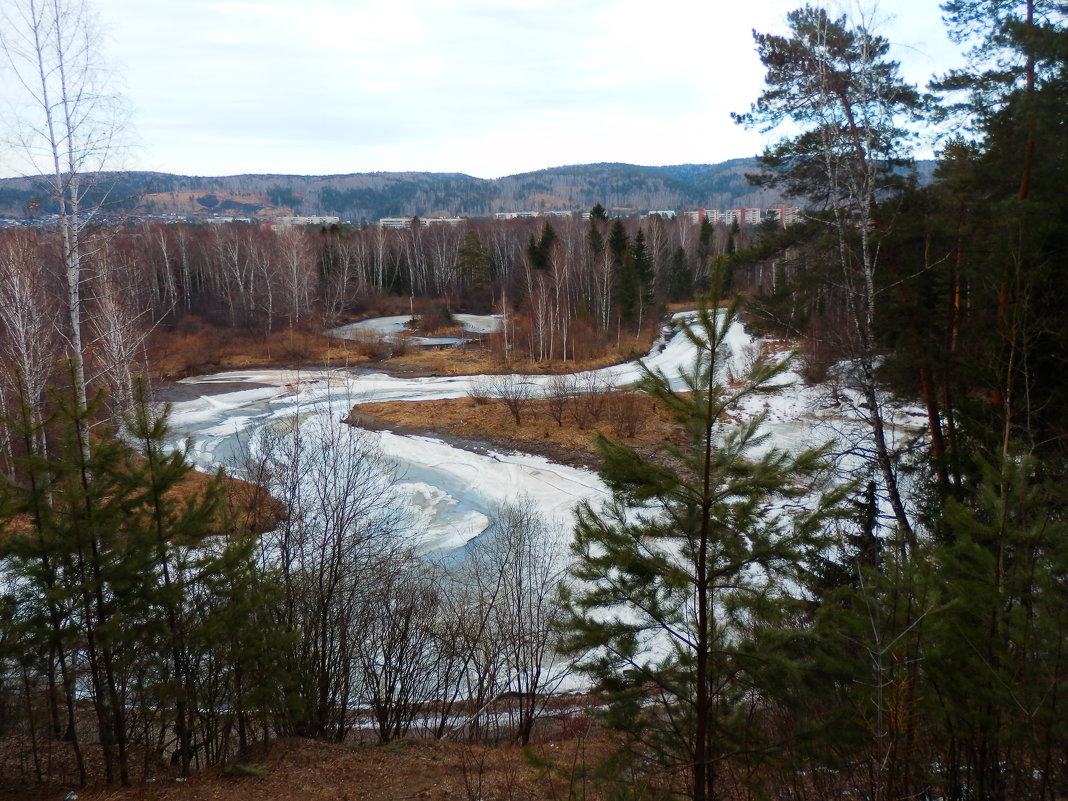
top-left (607, 219), bottom-right (628, 269)
top-left (561, 271), bottom-right (843, 801)
top-left (925, 453), bottom-right (1068, 799)
top-left (695, 217), bottom-right (715, 292)
top-left (933, 5), bottom-right (1068, 464)
top-left (631, 228), bottom-right (654, 324)
top-left (667, 245), bottom-right (693, 302)
top-left (0, 387), bottom-right (288, 781)
top-left (122, 386), bottom-right (229, 775)
top-left (527, 221), bottom-right (557, 270)
top-left (736, 4), bottom-right (925, 545)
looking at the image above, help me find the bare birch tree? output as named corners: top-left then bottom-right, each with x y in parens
top-left (0, 231), bottom-right (60, 460)
top-left (81, 231), bottom-right (154, 421)
top-left (1, 0), bottom-right (125, 426)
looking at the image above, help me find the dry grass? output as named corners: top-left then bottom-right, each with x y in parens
top-left (148, 324), bottom-right (374, 381)
top-left (349, 392), bottom-right (683, 470)
top-left (0, 452), bottom-right (282, 546)
top-left (2, 732), bottom-right (622, 801)
top-left (376, 332), bottom-right (660, 379)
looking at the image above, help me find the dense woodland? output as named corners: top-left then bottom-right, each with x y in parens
top-left (0, 208), bottom-right (748, 386)
top-left (2, 0), bottom-right (1068, 799)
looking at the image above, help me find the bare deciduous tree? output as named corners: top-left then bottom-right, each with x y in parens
top-left (738, 5), bottom-right (923, 545)
top-left (1, 0), bottom-right (126, 426)
top-left (245, 408), bottom-right (405, 742)
top-left (458, 499), bottom-right (570, 745)
top-left (355, 557), bottom-right (443, 743)
top-left (474, 373), bottom-right (534, 426)
top-left (567, 372), bottom-right (610, 430)
top-left (85, 233), bottom-right (150, 421)
top-left (544, 373), bottom-right (575, 427)
top-left (0, 231), bottom-right (60, 460)
top-left (604, 388), bottom-right (644, 439)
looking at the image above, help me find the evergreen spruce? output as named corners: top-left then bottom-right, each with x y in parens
top-left (455, 229), bottom-right (493, 294)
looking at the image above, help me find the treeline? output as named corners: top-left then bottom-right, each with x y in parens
top-left (0, 209), bottom-right (749, 381)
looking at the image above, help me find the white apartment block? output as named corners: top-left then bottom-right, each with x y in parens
top-left (494, 211), bottom-right (541, 220)
top-left (379, 216), bottom-right (465, 228)
top-left (680, 207), bottom-right (802, 227)
top-left (763, 206), bottom-right (802, 226)
top-left (276, 216), bottom-right (340, 226)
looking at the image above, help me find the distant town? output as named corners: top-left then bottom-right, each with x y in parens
top-left (0, 205), bottom-right (803, 230)
top-left (378, 206), bottom-right (802, 228)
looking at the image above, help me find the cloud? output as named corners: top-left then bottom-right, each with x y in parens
top-left (18, 0), bottom-right (967, 178)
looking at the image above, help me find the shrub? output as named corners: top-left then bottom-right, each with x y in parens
top-left (544, 374), bottom-right (575, 427)
top-left (415, 299), bottom-right (454, 333)
top-left (605, 389), bottom-right (645, 439)
top-left (348, 332), bottom-right (390, 361)
top-left (567, 373), bottom-right (609, 430)
top-left (473, 374), bottom-right (534, 425)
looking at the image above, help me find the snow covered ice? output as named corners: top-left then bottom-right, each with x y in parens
top-left (166, 312), bottom-right (922, 557)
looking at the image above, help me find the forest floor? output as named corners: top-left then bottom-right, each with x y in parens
top-left (0, 729), bottom-right (626, 801)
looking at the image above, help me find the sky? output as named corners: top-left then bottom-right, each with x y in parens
top-left (3, 0), bottom-right (964, 179)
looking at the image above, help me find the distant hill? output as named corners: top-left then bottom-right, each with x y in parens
top-left (0, 159), bottom-right (935, 222)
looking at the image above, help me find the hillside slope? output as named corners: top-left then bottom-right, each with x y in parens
top-left (0, 160), bottom-right (800, 221)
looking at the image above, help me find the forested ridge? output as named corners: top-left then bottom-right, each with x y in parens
top-left (0, 160), bottom-right (815, 221)
top-left (1, 0), bottom-right (1068, 799)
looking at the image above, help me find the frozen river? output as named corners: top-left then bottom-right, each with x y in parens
top-left (165, 366), bottom-right (608, 554)
top-left (165, 313), bottom-right (910, 555)
top-left (329, 313), bottom-right (501, 347)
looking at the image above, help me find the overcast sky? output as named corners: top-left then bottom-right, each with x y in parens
top-left (6, 0), bottom-right (964, 179)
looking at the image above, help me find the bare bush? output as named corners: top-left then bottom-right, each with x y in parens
top-left (605, 388), bottom-right (645, 439)
top-left (544, 373), bottom-right (575, 427)
top-left (476, 373), bottom-right (534, 426)
top-left (351, 331), bottom-right (391, 361)
top-left (391, 330), bottom-right (412, 357)
top-left (726, 339), bottom-right (766, 385)
top-left (414, 299), bottom-right (453, 333)
top-left (567, 373), bottom-right (610, 430)
top-left (269, 328), bottom-right (316, 361)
